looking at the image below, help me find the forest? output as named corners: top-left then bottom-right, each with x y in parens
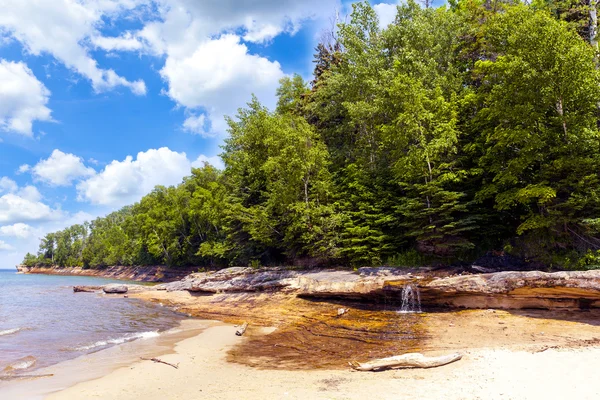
top-left (22, 0), bottom-right (600, 270)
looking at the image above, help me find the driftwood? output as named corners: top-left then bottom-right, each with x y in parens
top-left (73, 286), bottom-right (101, 293)
top-left (0, 374), bottom-right (54, 381)
top-left (349, 352), bottom-right (462, 371)
top-left (236, 322), bottom-right (249, 336)
top-left (140, 357), bottom-right (179, 369)
top-left (337, 308), bottom-right (349, 316)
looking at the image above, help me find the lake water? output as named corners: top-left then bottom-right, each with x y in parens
top-left (0, 269), bottom-right (185, 378)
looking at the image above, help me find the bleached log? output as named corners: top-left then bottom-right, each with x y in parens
top-left (349, 352), bottom-right (462, 371)
top-left (236, 322), bottom-right (249, 336)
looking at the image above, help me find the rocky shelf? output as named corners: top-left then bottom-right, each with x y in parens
top-left (153, 267), bottom-right (600, 310)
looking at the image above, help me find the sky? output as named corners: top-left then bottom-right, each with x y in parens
top-left (0, 0), bottom-right (406, 268)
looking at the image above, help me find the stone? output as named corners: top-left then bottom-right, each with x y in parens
top-left (102, 284), bottom-right (128, 294)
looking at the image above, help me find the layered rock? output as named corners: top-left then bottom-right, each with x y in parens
top-left (158, 267), bottom-right (600, 310)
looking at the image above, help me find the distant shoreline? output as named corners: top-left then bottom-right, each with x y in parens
top-left (14, 265), bottom-right (196, 283)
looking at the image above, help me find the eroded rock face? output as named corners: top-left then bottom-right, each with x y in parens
top-left (158, 267), bottom-right (600, 310)
top-left (410, 271), bottom-right (600, 309)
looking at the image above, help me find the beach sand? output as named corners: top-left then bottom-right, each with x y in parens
top-left (48, 323), bottom-right (600, 400)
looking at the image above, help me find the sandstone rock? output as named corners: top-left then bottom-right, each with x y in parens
top-left (102, 284), bottom-right (128, 294)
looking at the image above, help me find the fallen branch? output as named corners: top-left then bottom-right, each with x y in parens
top-left (140, 357), bottom-right (179, 369)
top-left (349, 352), bottom-right (462, 371)
top-left (0, 374), bottom-right (54, 381)
top-left (236, 322), bottom-right (249, 336)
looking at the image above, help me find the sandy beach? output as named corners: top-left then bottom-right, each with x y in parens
top-left (47, 323), bottom-right (600, 400)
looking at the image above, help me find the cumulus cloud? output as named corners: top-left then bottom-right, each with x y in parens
top-left (0, 240), bottom-right (15, 251)
top-left (160, 34), bottom-right (284, 136)
top-left (374, 2), bottom-right (399, 28)
top-left (32, 149), bottom-right (96, 186)
top-left (77, 147), bottom-right (198, 207)
top-left (112, 0), bottom-right (334, 134)
top-left (192, 154), bottom-right (224, 170)
top-left (0, 0), bottom-right (337, 134)
top-left (17, 164), bottom-right (31, 174)
top-left (0, 177), bottom-right (59, 225)
top-left (0, 223), bottom-right (36, 239)
top-left (0, 193), bottom-right (59, 225)
top-left (0, 0), bottom-right (147, 95)
top-left (0, 177), bottom-right (18, 194)
top-left (0, 60), bottom-right (52, 136)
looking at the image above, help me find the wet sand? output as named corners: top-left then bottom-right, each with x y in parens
top-left (22, 288), bottom-right (600, 399)
top-left (0, 319), bottom-right (216, 399)
top-left (49, 323), bottom-right (600, 400)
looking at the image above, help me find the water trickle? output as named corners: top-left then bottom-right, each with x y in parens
top-left (399, 284), bottom-right (422, 314)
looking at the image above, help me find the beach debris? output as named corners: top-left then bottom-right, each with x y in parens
top-left (349, 352), bottom-right (462, 371)
top-left (73, 286), bottom-right (101, 293)
top-left (140, 357), bottom-right (179, 369)
top-left (337, 308), bottom-right (349, 316)
top-left (103, 284), bottom-right (128, 294)
top-left (0, 374), bottom-right (54, 381)
top-left (236, 322), bottom-right (249, 336)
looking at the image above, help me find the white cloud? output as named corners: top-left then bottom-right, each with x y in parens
top-left (182, 114), bottom-right (206, 135)
top-left (0, 177), bottom-right (18, 194)
top-left (192, 154), bottom-right (224, 170)
top-left (0, 193), bottom-right (60, 225)
top-left (77, 147), bottom-right (192, 206)
top-left (76, 147), bottom-right (223, 206)
top-left (0, 60), bottom-right (52, 136)
top-left (0, 0), bottom-right (337, 134)
top-left (374, 2), bottom-right (399, 28)
top-left (119, 0), bottom-right (333, 134)
top-left (0, 240), bottom-right (15, 251)
top-left (17, 164), bottom-right (31, 174)
top-left (32, 149), bottom-right (96, 186)
top-left (0, 177), bottom-right (60, 225)
top-left (92, 31), bottom-right (144, 51)
top-left (160, 34), bottom-right (284, 136)
top-left (0, 0), bottom-right (147, 95)
top-left (0, 223), bottom-right (36, 239)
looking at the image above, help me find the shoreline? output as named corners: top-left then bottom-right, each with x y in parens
top-left (0, 319), bottom-right (218, 400)
top-left (47, 324), bottom-right (600, 400)
top-left (14, 265), bottom-right (198, 283)
top-left (9, 269), bottom-right (600, 398)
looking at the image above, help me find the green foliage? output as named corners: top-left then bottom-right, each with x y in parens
top-left (23, 1), bottom-right (600, 270)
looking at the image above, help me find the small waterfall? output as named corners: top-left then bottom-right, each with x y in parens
top-left (398, 284), bottom-right (422, 313)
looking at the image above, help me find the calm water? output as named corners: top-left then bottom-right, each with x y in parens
top-left (0, 270), bottom-right (185, 377)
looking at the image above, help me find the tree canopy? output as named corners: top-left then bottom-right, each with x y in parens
top-left (24, 0), bottom-right (600, 270)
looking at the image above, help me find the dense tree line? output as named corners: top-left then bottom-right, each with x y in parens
top-left (23, 0), bottom-right (600, 270)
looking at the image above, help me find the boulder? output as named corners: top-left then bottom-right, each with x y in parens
top-left (102, 284), bottom-right (128, 294)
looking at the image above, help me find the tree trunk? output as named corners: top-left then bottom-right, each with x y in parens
top-left (349, 352), bottom-right (462, 371)
top-left (591, 0), bottom-right (598, 52)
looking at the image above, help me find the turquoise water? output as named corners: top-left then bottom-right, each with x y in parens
top-left (0, 270), bottom-right (184, 377)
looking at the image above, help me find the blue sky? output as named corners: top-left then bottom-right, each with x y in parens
top-left (0, 0), bottom-right (404, 267)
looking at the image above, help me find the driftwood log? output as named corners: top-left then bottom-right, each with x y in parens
top-left (140, 357), bottom-right (179, 369)
top-left (73, 286), bottom-right (101, 293)
top-left (236, 322), bottom-right (249, 336)
top-left (350, 352), bottom-right (462, 371)
top-left (0, 374), bottom-right (54, 381)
